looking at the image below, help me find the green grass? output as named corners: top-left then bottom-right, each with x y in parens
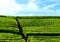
top-left (1, 16), bottom-right (60, 42)
top-left (19, 19), bottom-right (60, 27)
top-left (19, 18), bottom-right (60, 34)
top-left (23, 26), bottom-right (60, 34)
top-left (0, 16), bottom-right (24, 42)
top-left (28, 36), bottom-right (60, 42)
top-left (18, 17), bottom-right (60, 42)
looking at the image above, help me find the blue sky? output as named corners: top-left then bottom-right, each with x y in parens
top-left (0, 0), bottom-right (60, 16)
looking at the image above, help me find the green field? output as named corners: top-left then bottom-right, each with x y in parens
top-left (0, 16), bottom-right (24, 42)
top-left (0, 16), bottom-right (60, 42)
top-left (19, 17), bottom-right (60, 33)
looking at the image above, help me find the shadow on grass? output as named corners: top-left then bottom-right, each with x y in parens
top-left (27, 33), bottom-right (60, 36)
top-left (1, 29), bottom-right (60, 36)
top-left (0, 41), bottom-right (8, 42)
top-left (0, 29), bottom-right (20, 35)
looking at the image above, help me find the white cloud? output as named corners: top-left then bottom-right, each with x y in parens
top-left (46, 0), bottom-right (60, 3)
top-left (0, 0), bottom-right (25, 15)
top-left (0, 0), bottom-right (39, 15)
top-left (28, 13), bottom-right (33, 16)
top-left (25, 0), bottom-right (60, 16)
top-left (0, 0), bottom-right (60, 16)
top-left (27, 2), bottom-right (37, 10)
top-left (56, 10), bottom-right (60, 14)
top-left (43, 4), bottom-right (57, 9)
top-left (23, 0), bottom-right (60, 16)
top-left (25, 0), bottom-right (39, 11)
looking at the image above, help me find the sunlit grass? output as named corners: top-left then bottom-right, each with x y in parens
top-left (0, 16), bottom-right (60, 42)
top-left (0, 16), bottom-right (24, 42)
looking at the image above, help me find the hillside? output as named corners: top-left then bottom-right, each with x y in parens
top-left (0, 16), bottom-right (60, 42)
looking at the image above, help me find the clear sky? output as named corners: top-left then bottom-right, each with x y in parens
top-left (0, 0), bottom-right (60, 16)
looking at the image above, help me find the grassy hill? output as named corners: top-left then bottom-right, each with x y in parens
top-left (0, 16), bottom-right (24, 42)
top-left (0, 16), bottom-right (60, 42)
